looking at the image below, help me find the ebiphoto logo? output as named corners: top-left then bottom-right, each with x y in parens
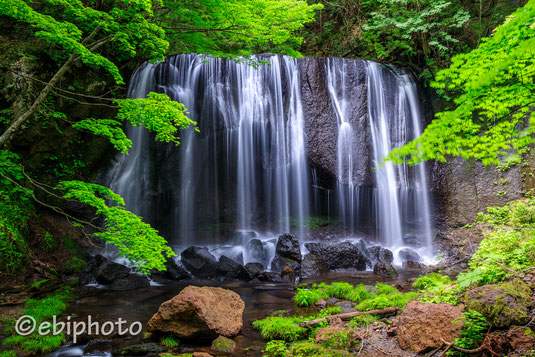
top-left (15, 315), bottom-right (142, 343)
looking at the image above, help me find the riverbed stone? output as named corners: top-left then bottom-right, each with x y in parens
top-left (244, 262), bottom-right (264, 279)
top-left (270, 254), bottom-right (300, 274)
top-left (304, 241), bottom-right (367, 270)
top-left (247, 239), bottom-right (268, 267)
top-left (397, 302), bottom-right (463, 353)
top-left (275, 234), bottom-right (302, 262)
top-left (96, 261), bottom-right (130, 285)
top-left (373, 262), bottom-right (398, 277)
top-left (110, 274), bottom-right (150, 290)
top-left (215, 255), bottom-right (250, 281)
top-left (369, 245), bottom-right (394, 264)
top-left (258, 271), bottom-right (282, 283)
top-left (398, 248), bottom-right (421, 262)
top-left (148, 286), bottom-right (245, 340)
top-left (463, 279), bottom-right (532, 328)
top-left (180, 246), bottom-right (218, 279)
top-left (211, 335), bottom-right (236, 353)
top-left (402, 260), bottom-right (423, 270)
top-left (151, 258), bottom-right (191, 282)
top-left (300, 254), bottom-right (329, 277)
top-left (112, 343), bottom-right (166, 356)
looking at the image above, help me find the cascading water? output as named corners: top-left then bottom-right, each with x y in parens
top-left (366, 62), bottom-right (434, 253)
top-left (107, 54), bottom-right (435, 266)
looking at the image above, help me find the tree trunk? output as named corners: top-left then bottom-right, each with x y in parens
top-left (0, 54), bottom-right (77, 148)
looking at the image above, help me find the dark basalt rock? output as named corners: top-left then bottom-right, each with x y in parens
top-left (300, 254), bottom-right (329, 277)
top-left (368, 245), bottom-right (394, 264)
top-left (151, 257), bottom-right (191, 282)
top-left (110, 274), bottom-right (150, 291)
top-left (275, 234), bottom-right (302, 262)
top-left (258, 271), bottom-right (282, 283)
top-left (112, 343), bottom-right (167, 356)
top-left (215, 255), bottom-right (250, 281)
top-left (96, 261), bottom-right (131, 285)
top-left (373, 262), bottom-right (398, 277)
top-left (180, 246), bottom-right (218, 279)
top-left (398, 248), bottom-right (421, 263)
top-left (281, 266), bottom-right (297, 284)
top-left (402, 260), bottom-right (423, 270)
top-left (244, 262), bottom-right (264, 279)
top-left (270, 254), bottom-right (301, 274)
top-left (304, 241), bottom-right (367, 271)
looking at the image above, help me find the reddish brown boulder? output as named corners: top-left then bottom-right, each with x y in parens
top-left (147, 286), bottom-right (245, 340)
top-left (397, 302), bottom-right (463, 353)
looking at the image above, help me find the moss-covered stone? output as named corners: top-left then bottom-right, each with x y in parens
top-left (463, 279), bottom-right (532, 328)
top-left (210, 335), bottom-right (236, 353)
top-left (288, 341), bottom-right (352, 357)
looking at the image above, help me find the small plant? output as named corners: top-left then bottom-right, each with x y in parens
top-left (294, 289), bottom-right (323, 307)
top-left (346, 314), bottom-right (379, 329)
top-left (252, 316), bottom-right (307, 341)
top-left (263, 340), bottom-right (288, 357)
top-left (160, 336), bottom-right (180, 349)
top-left (447, 310), bottom-right (488, 356)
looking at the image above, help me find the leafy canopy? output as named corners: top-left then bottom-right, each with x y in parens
top-left (58, 180), bottom-right (176, 273)
top-left (389, 0), bottom-right (535, 165)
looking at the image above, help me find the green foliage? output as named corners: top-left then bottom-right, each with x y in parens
top-left (0, 0), bottom-right (169, 84)
top-left (390, 0), bottom-right (535, 165)
top-left (319, 330), bottom-right (354, 350)
top-left (263, 340), bottom-right (289, 357)
top-left (282, 341), bottom-right (352, 357)
top-left (58, 180), bottom-right (176, 273)
top-left (159, 0), bottom-right (322, 60)
top-left (447, 310), bottom-right (487, 356)
top-left (356, 291), bottom-right (418, 311)
top-left (160, 336), bottom-right (180, 349)
top-left (294, 289), bottom-right (324, 307)
top-left (253, 316), bottom-right (308, 341)
top-left (0, 351), bottom-right (17, 357)
top-left (74, 92), bottom-right (197, 154)
top-left (0, 150), bottom-right (32, 275)
top-left (2, 288), bottom-right (72, 354)
top-left (346, 314), bottom-right (379, 329)
top-left (414, 273), bottom-right (458, 304)
top-left (457, 199), bottom-right (535, 287)
top-left (413, 273), bottom-right (452, 290)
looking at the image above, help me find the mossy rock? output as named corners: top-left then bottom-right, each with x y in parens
top-left (288, 341), bottom-right (352, 357)
top-left (463, 279), bottom-right (532, 328)
top-left (211, 335), bottom-right (236, 353)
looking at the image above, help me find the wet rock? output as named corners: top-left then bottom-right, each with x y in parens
top-left (300, 254), bottom-right (329, 277)
top-left (369, 245), bottom-right (394, 264)
top-left (151, 258), bottom-right (191, 282)
top-left (315, 298), bottom-right (327, 308)
top-left (397, 302), bottom-right (463, 353)
top-left (398, 248), bottom-right (421, 262)
top-left (373, 262), bottom-right (398, 277)
top-left (180, 246), bottom-right (218, 279)
top-left (247, 239), bottom-right (268, 267)
top-left (148, 286), bottom-right (245, 340)
top-left (215, 255), bottom-right (250, 281)
top-left (96, 261), bottom-right (130, 285)
top-left (244, 262), bottom-right (264, 279)
top-left (508, 326), bottom-right (535, 351)
top-left (305, 241), bottom-right (367, 270)
top-left (270, 254), bottom-right (300, 274)
top-left (281, 266), bottom-right (297, 284)
top-left (258, 272), bottom-right (282, 283)
top-left (275, 234), bottom-right (302, 262)
top-left (110, 274), bottom-right (150, 291)
top-left (463, 279), bottom-right (532, 328)
top-left (211, 335), bottom-right (236, 353)
top-left (193, 353), bottom-right (213, 357)
top-left (112, 343), bottom-right (166, 356)
top-left (402, 260), bottom-right (423, 270)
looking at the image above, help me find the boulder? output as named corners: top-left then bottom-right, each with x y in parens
top-left (270, 254), bottom-right (300, 274)
top-left (300, 254), bottom-right (329, 277)
top-left (148, 286), bottom-right (245, 340)
top-left (244, 262), bottom-right (264, 279)
top-left (258, 272), bottom-right (282, 283)
top-left (398, 248), bottom-right (421, 263)
top-left (508, 326), bottom-right (535, 351)
top-left (110, 274), bottom-right (150, 291)
top-left (275, 234), bottom-right (302, 262)
top-left (211, 335), bottom-right (236, 353)
top-left (151, 258), bottom-right (191, 282)
top-left (463, 279), bottom-right (532, 328)
top-left (247, 239), bottom-right (268, 267)
top-left (304, 241), bottom-right (367, 270)
top-left (215, 256), bottom-right (250, 281)
top-left (373, 262), bottom-right (398, 277)
top-left (397, 302), bottom-right (463, 353)
top-left (181, 247), bottom-right (218, 278)
top-left (369, 246), bottom-right (394, 264)
top-left (402, 260), bottom-right (423, 270)
top-left (281, 266), bottom-right (297, 284)
top-left (96, 261), bottom-right (131, 285)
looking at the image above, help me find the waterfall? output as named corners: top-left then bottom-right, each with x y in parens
top-left (107, 54), bottom-right (433, 256)
top-left (366, 62), bottom-right (434, 250)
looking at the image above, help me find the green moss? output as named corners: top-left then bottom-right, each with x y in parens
top-left (253, 316), bottom-right (308, 341)
top-left (211, 335), bottom-right (235, 352)
top-left (0, 351), bottom-right (17, 357)
top-left (160, 336), bottom-right (180, 349)
top-left (319, 330), bottom-right (355, 350)
top-left (287, 341), bottom-right (352, 357)
top-left (346, 314), bottom-right (379, 329)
